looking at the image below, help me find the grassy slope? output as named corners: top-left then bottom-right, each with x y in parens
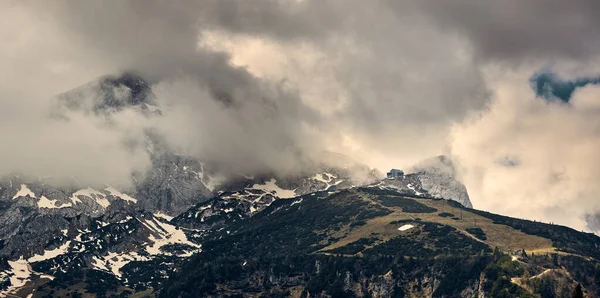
top-left (320, 191), bottom-right (554, 255)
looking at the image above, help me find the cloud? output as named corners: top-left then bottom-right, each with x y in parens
top-left (405, 0), bottom-right (600, 63)
top-left (585, 212), bottom-right (600, 232)
top-left (0, 90), bottom-right (152, 188)
top-left (0, 0), bottom-right (490, 179)
top-left (192, 2), bottom-right (490, 171)
top-left (450, 70), bottom-right (600, 231)
top-left (2, 0), bottom-right (600, 232)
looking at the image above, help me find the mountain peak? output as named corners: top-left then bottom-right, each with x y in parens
top-left (55, 71), bottom-right (158, 116)
top-left (99, 72), bottom-right (153, 107)
top-left (385, 155), bottom-right (472, 208)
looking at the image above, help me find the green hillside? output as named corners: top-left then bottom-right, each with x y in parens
top-left (160, 187), bottom-right (600, 298)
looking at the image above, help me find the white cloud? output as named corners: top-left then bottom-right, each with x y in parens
top-left (450, 68), bottom-right (600, 231)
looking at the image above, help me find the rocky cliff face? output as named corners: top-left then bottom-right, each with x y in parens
top-left (374, 155), bottom-right (472, 208)
top-left (408, 155), bottom-right (472, 208)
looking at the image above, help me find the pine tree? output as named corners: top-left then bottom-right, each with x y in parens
top-left (572, 284), bottom-right (584, 298)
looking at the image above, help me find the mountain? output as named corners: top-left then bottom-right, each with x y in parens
top-left (373, 155), bottom-right (472, 209)
top-left (162, 186), bottom-right (600, 298)
top-left (0, 72), bottom-right (598, 297)
top-left (50, 72), bottom-right (382, 216)
top-left (55, 72), bottom-right (160, 116)
top-left (0, 72), bottom-right (379, 296)
top-left (54, 72), bottom-right (215, 216)
top-left (1, 182), bottom-right (597, 297)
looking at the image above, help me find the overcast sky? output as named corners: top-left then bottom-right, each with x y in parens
top-left (2, 0), bottom-right (600, 232)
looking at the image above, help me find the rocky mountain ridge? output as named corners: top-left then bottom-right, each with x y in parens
top-left (0, 164), bottom-right (475, 297)
top-left (1, 170), bottom-right (597, 297)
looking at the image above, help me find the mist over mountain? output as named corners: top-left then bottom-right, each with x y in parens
top-left (3, 0), bottom-right (600, 232)
top-left (2, 1), bottom-right (600, 296)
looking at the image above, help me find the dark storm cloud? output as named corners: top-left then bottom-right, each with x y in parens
top-left (43, 0), bottom-right (335, 78)
top-left (33, 0), bottom-right (491, 172)
top-left (405, 0), bottom-right (600, 63)
top-left (0, 0), bottom-right (326, 184)
top-left (34, 0), bottom-right (328, 176)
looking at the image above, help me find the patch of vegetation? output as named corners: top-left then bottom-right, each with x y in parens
top-left (374, 196), bottom-right (438, 213)
top-left (122, 256), bottom-right (181, 291)
top-left (364, 222), bottom-right (491, 258)
top-left (363, 236), bottom-right (435, 257)
top-left (35, 268), bottom-right (131, 298)
top-left (446, 200), bottom-right (600, 260)
top-left (129, 289), bottom-right (156, 298)
top-left (357, 187), bottom-right (404, 196)
top-left (324, 237), bottom-right (378, 255)
top-left (349, 220), bottom-right (367, 229)
top-left (388, 219), bottom-right (414, 225)
top-left (466, 227), bottom-right (488, 240)
top-left (433, 256), bottom-right (492, 297)
top-left (182, 191), bottom-right (393, 261)
top-left (438, 212), bottom-right (455, 218)
top-left (159, 243), bottom-right (197, 255)
top-left (483, 251), bottom-right (532, 298)
top-left (422, 222), bottom-right (453, 237)
top-left (525, 254), bottom-right (600, 297)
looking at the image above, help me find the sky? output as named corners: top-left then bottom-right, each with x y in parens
top-left (1, 0), bottom-right (600, 232)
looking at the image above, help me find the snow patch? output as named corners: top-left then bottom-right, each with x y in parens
top-left (117, 216), bottom-right (133, 224)
top-left (311, 173), bottom-right (330, 183)
top-left (406, 184), bottom-right (423, 196)
top-left (28, 241), bottom-right (71, 263)
top-left (37, 196), bottom-right (72, 209)
top-left (250, 179), bottom-right (296, 198)
top-left (310, 173), bottom-right (343, 191)
top-left (154, 212), bottom-right (174, 221)
top-left (5, 258), bottom-right (31, 295)
top-left (92, 256), bottom-right (110, 272)
top-left (71, 188), bottom-right (110, 208)
top-left (140, 218), bottom-right (201, 257)
top-left (193, 205), bottom-right (212, 217)
top-left (105, 187), bottom-right (137, 203)
top-left (13, 184), bottom-right (35, 200)
top-left (398, 224), bottom-right (414, 231)
top-left (198, 205), bottom-right (212, 212)
top-left (93, 251), bottom-right (149, 278)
